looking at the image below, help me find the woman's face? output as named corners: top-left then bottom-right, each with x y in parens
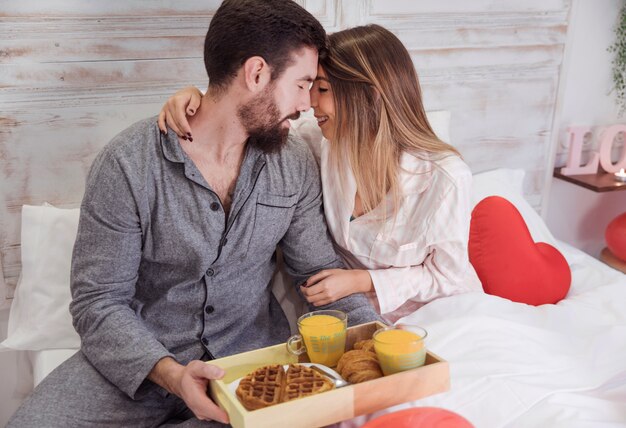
top-left (310, 65), bottom-right (336, 141)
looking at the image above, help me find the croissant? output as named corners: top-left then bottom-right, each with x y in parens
top-left (336, 349), bottom-right (383, 383)
top-left (353, 339), bottom-right (376, 353)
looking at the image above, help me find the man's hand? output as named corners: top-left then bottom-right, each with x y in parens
top-left (149, 357), bottom-right (229, 424)
top-left (157, 86), bottom-right (203, 139)
top-left (300, 269), bottom-right (373, 306)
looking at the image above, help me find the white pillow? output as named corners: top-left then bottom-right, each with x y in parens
top-left (471, 168), bottom-right (557, 245)
top-left (1, 204), bottom-right (81, 351)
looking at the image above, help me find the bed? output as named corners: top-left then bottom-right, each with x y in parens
top-left (1, 2), bottom-right (623, 424)
top-left (340, 240), bottom-right (626, 427)
top-left (3, 167), bottom-right (625, 427)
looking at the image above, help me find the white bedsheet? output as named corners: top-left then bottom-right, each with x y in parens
top-left (338, 242), bottom-right (626, 428)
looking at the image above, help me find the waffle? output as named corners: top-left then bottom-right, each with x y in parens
top-left (282, 364), bottom-right (335, 402)
top-left (235, 364), bottom-right (285, 411)
top-left (235, 364), bottom-right (335, 410)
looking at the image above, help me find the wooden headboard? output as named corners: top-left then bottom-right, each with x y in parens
top-left (0, 0), bottom-right (571, 304)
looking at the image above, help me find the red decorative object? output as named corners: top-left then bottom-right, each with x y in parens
top-left (361, 407), bottom-right (473, 428)
top-left (469, 196), bottom-right (571, 305)
top-left (606, 212), bottom-right (626, 262)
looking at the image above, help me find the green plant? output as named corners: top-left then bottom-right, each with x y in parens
top-left (609, 4), bottom-right (626, 116)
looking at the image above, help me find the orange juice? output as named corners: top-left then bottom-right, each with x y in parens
top-left (374, 328), bottom-right (426, 375)
top-left (299, 314), bottom-right (346, 367)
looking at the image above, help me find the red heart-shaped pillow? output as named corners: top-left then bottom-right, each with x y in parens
top-left (606, 212), bottom-right (626, 262)
top-left (469, 196), bottom-right (571, 305)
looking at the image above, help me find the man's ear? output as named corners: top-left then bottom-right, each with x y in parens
top-left (243, 56), bottom-right (271, 93)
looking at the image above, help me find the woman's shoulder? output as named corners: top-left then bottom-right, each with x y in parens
top-left (433, 154), bottom-right (472, 184)
top-left (404, 150), bottom-right (471, 176)
top-left (429, 156), bottom-right (472, 198)
top-left (399, 151), bottom-right (471, 196)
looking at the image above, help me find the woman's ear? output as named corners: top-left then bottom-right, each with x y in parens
top-left (243, 56), bottom-right (271, 93)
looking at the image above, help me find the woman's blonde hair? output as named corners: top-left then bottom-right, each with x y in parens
top-left (320, 24), bottom-right (459, 219)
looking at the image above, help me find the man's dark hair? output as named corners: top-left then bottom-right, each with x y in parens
top-left (204, 0), bottom-right (327, 93)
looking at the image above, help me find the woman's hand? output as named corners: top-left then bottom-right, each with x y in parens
top-left (300, 269), bottom-right (373, 306)
top-left (157, 86), bottom-right (203, 139)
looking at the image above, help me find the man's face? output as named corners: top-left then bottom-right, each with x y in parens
top-left (238, 47), bottom-right (318, 153)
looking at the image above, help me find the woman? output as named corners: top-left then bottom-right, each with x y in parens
top-left (159, 24), bottom-right (481, 323)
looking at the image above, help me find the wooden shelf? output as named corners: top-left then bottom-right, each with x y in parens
top-left (600, 248), bottom-right (626, 274)
top-left (553, 168), bottom-right (626, 193)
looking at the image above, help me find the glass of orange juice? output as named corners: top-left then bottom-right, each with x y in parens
top-left (286, 310), bottom-right (347, 367)
top-left (373, 324), bottom-right (428, 375)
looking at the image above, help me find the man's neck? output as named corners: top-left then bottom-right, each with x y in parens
top-left (185, 91), bottom-right (248, 164)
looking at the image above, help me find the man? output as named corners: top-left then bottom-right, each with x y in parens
top-left (8, 1), bottom-right (378, 426)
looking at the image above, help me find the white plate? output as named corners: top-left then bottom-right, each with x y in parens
top-left (227, 363), bottom-right (344, 396)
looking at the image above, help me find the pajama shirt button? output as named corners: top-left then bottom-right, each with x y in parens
top-left (210, 202), bottom-right (220, 211)
top-left (202, 337), bottom-right (209, 346)
top-left (207, 268), bottom-right (215, 277)
top-left (205, 305), bottom-right (215, 314)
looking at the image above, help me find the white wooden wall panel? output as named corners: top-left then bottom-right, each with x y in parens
top-left (369, 0), bottom-right (568, 15)
top-left (1, 1), bottom-right (224, 16)
top-left (0, 0), bottom-right (571, 304)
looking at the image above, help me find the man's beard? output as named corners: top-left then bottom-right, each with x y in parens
top-left (237, 86), bottom-right (300, 153)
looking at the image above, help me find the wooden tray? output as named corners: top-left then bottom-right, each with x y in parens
top-left (208, 321), bottom-right (449, 428)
